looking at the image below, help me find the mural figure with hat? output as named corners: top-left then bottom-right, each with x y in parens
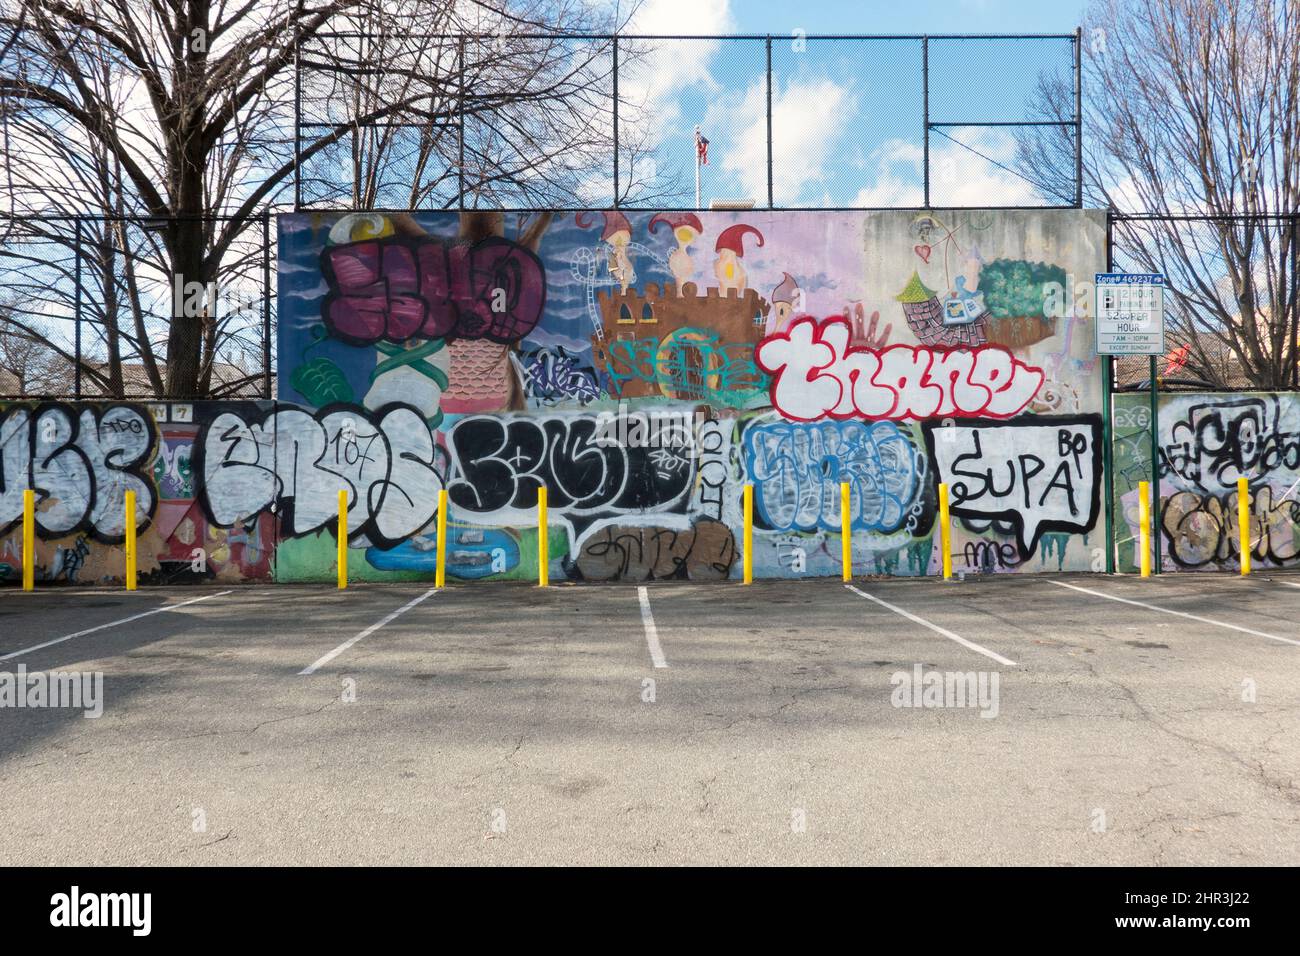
top-left (766, 272), bottom-right (802, 335)
top-left (578, 211), bottom-right (636, 295)
top-left (714, 223), bottom-right (763, 296)
top-left (649, 212), bottom-right (705, 294)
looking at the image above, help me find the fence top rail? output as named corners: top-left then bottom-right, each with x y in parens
top-left (1110, 212), bottom-right (1300, 222)
top-left (273, 205), bottom-right (1099, 215)
top-left (308, 31), bottom-right (1080, 42)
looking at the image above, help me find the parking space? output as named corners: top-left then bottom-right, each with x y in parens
top-left (1, 573), bottom-right (1299, 865)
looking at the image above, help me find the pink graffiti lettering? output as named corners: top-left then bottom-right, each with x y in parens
top-left (754, 316), bottom-right (1044, 422)
top-left (320, 236), bottom-right (546, 346)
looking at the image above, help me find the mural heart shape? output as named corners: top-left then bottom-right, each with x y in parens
top-left (913, 244), bottom-right (932, 263)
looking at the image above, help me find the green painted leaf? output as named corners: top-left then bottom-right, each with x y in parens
top-left (291, 357), bottom-right (354, 405)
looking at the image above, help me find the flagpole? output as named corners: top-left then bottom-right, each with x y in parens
top-left (694, 125), bottom-right (701, 210)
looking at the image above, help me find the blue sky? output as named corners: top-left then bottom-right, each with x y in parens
top-left (725, 1), bottom-right (1086, 35)
top-left (618, 0), bottom-right (1090, 208)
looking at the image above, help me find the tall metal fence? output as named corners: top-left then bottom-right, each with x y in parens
top-left (294, 31), bottom-right (1082, 211)
top-left (1108, 212), bottom-right (1300, 392)
top-left (0, 214), bottom-right (274, 400)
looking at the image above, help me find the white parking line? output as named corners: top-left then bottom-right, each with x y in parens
top-left (637, 586), bottom-right (668, 669)
top-left (1271, 579), bottom-right (1300, 590)
top-left (299, 588), bottom-right (440, 675)
top-left (1048, 580), bottom-right (1300, 647)
top-left (0, 590), bottom-right (233, 661)
top-left (844, 584), bottom-right (1018, 667)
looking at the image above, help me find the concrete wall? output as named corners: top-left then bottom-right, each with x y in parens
top-left (0, 209), bottom-right (1107, 585)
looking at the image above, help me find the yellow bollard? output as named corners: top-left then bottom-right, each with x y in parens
top-left (1138, 480), bottom-right (1151, 578)
top-left (840, 481), bottom-right (852, 581)
top-left (1238, 476), bottom-right (1251, 576)
top-left (124, 489), bottom-right (137, 591)
top-left (938, 482), bottom-right (952, 581)
top-left (22, 488), bottom-right (34, 592)
top-left (537, 486), bottom-right (549, 587)
top-left (435, 488), bottom-right (448, 589)
top-left (337, 489), bottom-right (348, 590)
top-left (743, 484), bottom-right (753, 585)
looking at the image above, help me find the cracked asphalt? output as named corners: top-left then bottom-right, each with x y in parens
top-left (1, 571), bottom-right (1298, 865)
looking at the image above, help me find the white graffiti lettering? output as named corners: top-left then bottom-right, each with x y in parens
top-left (199, 403), bottom-right (441, 547)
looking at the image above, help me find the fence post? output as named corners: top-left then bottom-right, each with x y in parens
top-left (262, 210), bottom-right (272, 398)
top-left (922, 35), bottom-right (930, 208)
top-left (293, 29), bottom-right (302, 211)
top-left (612, 34), bottom-right (620, 207)
top-left (766, 35), bottom-right (774, 209)
top-left (74, 217), bottom-right (83, 399)
top-left (1074, 26), bottom-right (1083, 208)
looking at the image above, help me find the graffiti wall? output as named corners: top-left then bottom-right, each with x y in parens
top-left (1113, 391), bottom-right (1300, 573)
top-left (0, 208), bottom-right (1108, 585)
top-left (0, 401), bottom-right (277, 585)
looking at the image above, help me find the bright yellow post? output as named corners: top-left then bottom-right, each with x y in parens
top-left (22, 488), bottom-right (34, 592)
top-left (124, 489), bottom-right (137, 591)
top-left (840, 481), bottom-right (852, 581)
top-left (435, 488), bottom-right (448, 589)
top-left (938, 482), bottom-right (952, 581)
top-left (1238, 476), bottom-right (1251, 576)
top-left (537, 486), bottom-right (549, 587)
top-left (1138, 480), bottom-right (1151, 578)
top-left (337, 489), bottom-right (348, 590)
top-left (743, 484), bottom-right (753, 585)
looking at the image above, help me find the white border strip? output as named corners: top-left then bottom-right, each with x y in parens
top-left (844, 584), bottom-right (1017, 667)
top-left (1048, 580), bottom-right (1300, 647)
top-left (0, 590), bottom-right (233, 661)
top-left (637, 586), bottom-right (668, 669)
top-left (299, 588), bottom-right (440, 675)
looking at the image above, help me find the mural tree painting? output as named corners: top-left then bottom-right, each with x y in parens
top-left (0, 1), bottom-right (643, 398)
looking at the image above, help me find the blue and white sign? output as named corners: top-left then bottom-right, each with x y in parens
top-left (1095, 273), bottom-right (1165, 355)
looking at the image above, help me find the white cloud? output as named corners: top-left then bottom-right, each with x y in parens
top-left (620, 0), bottom-right (738, 128)
top-left (854, 127), bottom-right (1043, 207)
top-left (704, 77), bottom-right (855, 204)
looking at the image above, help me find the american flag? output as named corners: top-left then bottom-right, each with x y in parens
top-left (695, 127), bottom-right (709, 165)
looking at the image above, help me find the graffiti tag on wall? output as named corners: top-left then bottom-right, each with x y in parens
top-left (923, 415), bottom-right (1102, 557)
top-left (743, 419), bottom-right (930, 534)
top-left (756, 317), bottom-right (1044, 422)
top-left (198, 403), bottom-right (441, 547)
top-left (0, 404), bottom-right (156, 542)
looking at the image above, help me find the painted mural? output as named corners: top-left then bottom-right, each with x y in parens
top-left (0, 209), bottom-right (1108, 585)
top-left (1113, 391), bottom-right (1300, 573)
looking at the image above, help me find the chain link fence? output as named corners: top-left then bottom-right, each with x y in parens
top-left (0, 215), bottom-right (274, 400)
top-left (295, 32), bottom-right (1082, 211)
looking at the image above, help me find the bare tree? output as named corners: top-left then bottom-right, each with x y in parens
top-left (0, 301), bottom-right (68, 394)
top-left (0, 0), bottom-right (654, 398)
top-left (1015, 0), bottom-right (1299, 389)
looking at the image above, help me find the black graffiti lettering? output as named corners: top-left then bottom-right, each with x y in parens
top-left (924, 415), bottom-right (1103, 559)
top-left (1018, 455), bottom-right (1045, 508)
top-left (1040, 460), bottom-right (1078, 514)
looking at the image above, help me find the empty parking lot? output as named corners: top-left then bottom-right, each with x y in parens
top-left (1, 573), bottom-right (1298, 866)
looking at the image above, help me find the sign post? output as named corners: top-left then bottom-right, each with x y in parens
top-left (1096, 273), bottom-right (1166, 575)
